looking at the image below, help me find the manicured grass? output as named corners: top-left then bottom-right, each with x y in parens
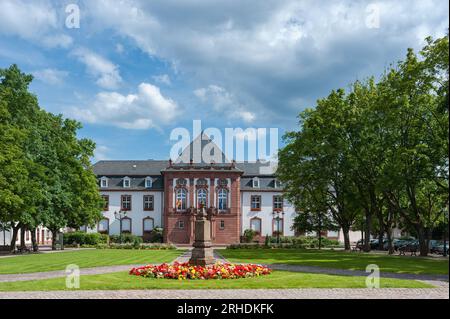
top-left (0, 270), bottom-right (434, 291)
top-left (219, 249), bottom-right (449, 275)
top-left (0, 249), bottom-right (184, 274)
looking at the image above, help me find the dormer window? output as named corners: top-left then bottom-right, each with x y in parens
top-left (252, 177), bottom-right (260, 188)
top-left (145, 177), bottom-right (153, 188)
top-left (275, 180), bottom-right (283, 188)
top-left (100, 177), bottom-right (108, 188)
top-left (123, 177), bottom-right (131, 188)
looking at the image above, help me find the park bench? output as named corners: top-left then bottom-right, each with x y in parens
top-left (398, 244), bottom-right (417, 256)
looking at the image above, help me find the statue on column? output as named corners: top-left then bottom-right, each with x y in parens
top-left (189, 207), bottom-right (215, 266)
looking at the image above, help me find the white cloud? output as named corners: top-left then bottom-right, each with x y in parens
top-left (82, 0), bottom-right (448, 126)
top-left (33, 68), bottom-right (68, 85)
top-left (152, 74), bottom-right (171, 85)
top-left (71, 83), bottom-right (179, 130)
top-left (72, 48), bottom-right (123, 90)
top-left (93, 145), bottom-right (110, 161)
top-left (0, 0), bottom-right (72, 48)
top-left (116, 43), bottom-right (124, 54)
top-left (194, 85), bottom-right (256, 123)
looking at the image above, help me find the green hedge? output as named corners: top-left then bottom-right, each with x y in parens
top-left (63, 232), bottom-right (109, 246)
top-left (109, 234), bottom-right (143, 245)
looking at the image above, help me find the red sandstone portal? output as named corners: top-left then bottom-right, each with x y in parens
top-left (162, 168), bottom-right (242, 245)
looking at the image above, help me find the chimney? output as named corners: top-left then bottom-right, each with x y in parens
top-left (168, 159), bottom-right (172, 167)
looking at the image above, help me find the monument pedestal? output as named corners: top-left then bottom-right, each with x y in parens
top-left (189, 208), bottom-right (215, 266)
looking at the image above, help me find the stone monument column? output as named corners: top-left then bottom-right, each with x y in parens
top-left (189, 207), bottom-right (215, 266)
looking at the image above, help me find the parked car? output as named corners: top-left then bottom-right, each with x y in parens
top-left (431, 241), bottom-right (448, 255)
top-left (370, 238), bottom-right (389, 250)
top-left (383, 238), bottom-right (402, 251)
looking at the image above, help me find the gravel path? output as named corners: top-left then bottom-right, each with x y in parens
top-left (0, 288), bottom-right (448, 299)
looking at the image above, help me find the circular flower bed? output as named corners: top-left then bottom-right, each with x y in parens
top-left (129, 262), bottom-right (271, 280)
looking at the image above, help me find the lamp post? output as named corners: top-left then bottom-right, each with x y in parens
top-left (114, 210), bottom-right (127, 236)
top-left (272, 211), bottom-right (284, 245)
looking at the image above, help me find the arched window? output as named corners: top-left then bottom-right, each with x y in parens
top-left (197, 188), bottom-right (207, 208)
top-left (218, 188), bottom-right (228, 210)
top-left (98, 218), bottom-right (109, 234)
top-left (143, 217), bottom-right (154, 232)
top-left (120, 217), bottom-right (132, 233)
top-left (250, 217), bottom-right (262, 234)
top-left (176, 188), bottom-right (187, 211)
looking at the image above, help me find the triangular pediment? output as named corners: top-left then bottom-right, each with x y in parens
top-left (175, 132), bottom-right (231, 164)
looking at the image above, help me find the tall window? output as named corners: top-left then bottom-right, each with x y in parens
top-left (143, 195), bottom-right (154, 211)
top-left (273, 218), bottom-right (284, 236)
top-left (143, 217), bottom-right (154, 232)
top-left (218, 189), bottom-right (228, 210)
top-left (101, 195), bottom-right (109, 211)
top-left (197, 189), bottom-right (207, 208)
top-left (176, 188), bottom-right (187, 211)
top-left (251, 195), bottom-right (261, 211)
top-left (121, 195), bottom-right (132, 210)
top-left (273, 195), bottom-right (283, 211)
top-left (250, 218), bottom-right (262, 234)
top-left (98, 218), bottom-right (109, 234)
top-left (121, 217), bottom-right (131, 233)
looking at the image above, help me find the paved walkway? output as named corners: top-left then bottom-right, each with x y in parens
top-left (0, 288), bottom-right (448, 299)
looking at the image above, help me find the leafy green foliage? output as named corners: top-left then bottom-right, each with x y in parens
top-left (277, 35), bottom-right (449, 255)
top-left (0, 64), bottom-right (103, 251)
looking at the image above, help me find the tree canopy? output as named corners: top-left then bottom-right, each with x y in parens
top-left (0, 64), bottom-right (103, 251)
top-left (277, 35), bottom-right (449, 256)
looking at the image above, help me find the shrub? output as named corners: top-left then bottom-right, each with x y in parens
top-left (242, 229), bottom-right (257, 243)
top-left (110, 233), bottom-right (142, 244)
top-left (63, 232), bottom-right (109, 246)
top-left (144, 227), bottom-right (163, 243)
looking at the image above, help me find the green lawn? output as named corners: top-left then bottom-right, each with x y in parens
top-left (0, 270), bottom-right (434, 291)
top-left (0, 249), bottom-right (184, 274)
top-left (219, 249), bottom-right (449, 275)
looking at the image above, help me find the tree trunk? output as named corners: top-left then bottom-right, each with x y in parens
top-left (416, 226), bottom-right (428, 257)
top-left (30, 228), bottom-right (38, 252)
top-left (342, 226), bottom-right (351, 251)
top-left (20, 227), bottom-right (26, 250)
top-left (51, 230), bottom-right (57, 250)
top-left (9, 224), bottom-right (20, 253)
top-left (378, 229), bottom-right (384, 251)
top-left (363, 213), bottom-right (372, 252)
top-left (386, 228), bottom-right (394, 255)
top-left (318, 231), bottom-right (322, 250)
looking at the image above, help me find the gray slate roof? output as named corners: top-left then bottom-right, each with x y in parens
top-left (93, 160), bottom-right (276, 177)
top-left (93, 160), bottom-right (169, 176)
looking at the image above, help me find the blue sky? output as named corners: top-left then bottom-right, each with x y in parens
top-left (0, 0), bottom-right (448, 162)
